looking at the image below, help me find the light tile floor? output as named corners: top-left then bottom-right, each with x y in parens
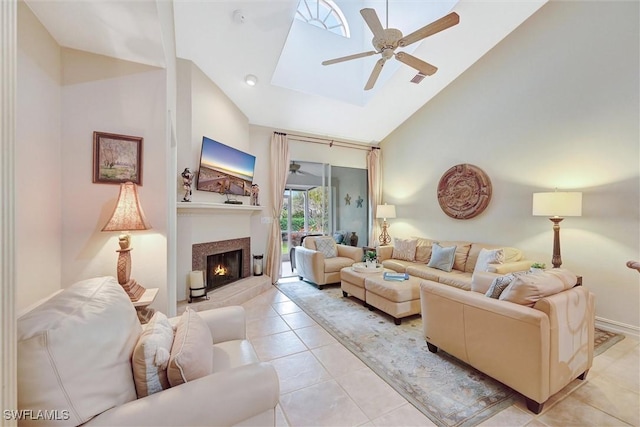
top-left (240, 282), bottom-right (639, 427)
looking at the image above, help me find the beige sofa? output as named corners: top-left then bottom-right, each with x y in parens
top-left (295, 235), bottom-right (363, 288)
top-left (17, 276), bottom-right (279, 426)
top-left (377, 238), bottom-right (533, 289)
top-left (420, 270), bottom-right (595, 413)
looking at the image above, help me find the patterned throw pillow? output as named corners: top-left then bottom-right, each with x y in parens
top-left (392, 238), bottom-right (418, 261)
top-left (427, 243), bottom-right (457, 272)
top-left (473, 248), bottom-right (505, 273)
top-left (485, 274), bottom-right (515, 299)
top-left (315, 237), bottom-right (338, 258)
top-left (132, 311), bottom-right (175, 398)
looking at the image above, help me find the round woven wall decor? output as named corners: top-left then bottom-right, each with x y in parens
top-left (437, 164), bottom-right (492, 219)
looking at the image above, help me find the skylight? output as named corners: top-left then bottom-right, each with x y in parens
top-left (296, 0), bottom-right (350, 38)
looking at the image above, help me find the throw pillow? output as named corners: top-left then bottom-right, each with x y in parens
top-left (439, 240), bottom-right (472, 271)
top-left (485, 274), bottom-right (515, 299)
top-left (502, 247), bottom-right (523, 263)
top-left (413, 237), bottom-right (433, 263)
top-left (315, 236), bottom-right (338, 258)
top-left (499, 269), bottom-right (576, 307)
top-left (132, 311), bottom-right (175, 398)
top-left (392, 238), bottom-right (418, 261)
top-left (474, 248), bottom-right (505, 273)
top-left (427, 243), bottom-right (457, 272)
top-left (167, 307), bottom-right (213, 387)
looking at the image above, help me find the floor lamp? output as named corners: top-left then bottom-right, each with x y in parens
top-left (102, 182), bottom-right (152, 301)
top-left (376, 204), bottom-right (396, 246)
top-left (532, 191), bottom-right (582, 268)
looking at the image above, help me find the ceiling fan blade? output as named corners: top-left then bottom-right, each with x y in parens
top-left (398, 12), bottom-right (460, 48)
top-left (322, 50), bottom-right (378, 66)
top-left (360, 8), bottom-right (385, 39)
top-left (365, 58), bottom-right (386, 91)
top-left (395, 52), bottom-right (438, 76)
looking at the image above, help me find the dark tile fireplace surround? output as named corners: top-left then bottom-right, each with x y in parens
top-left (192, 237), bottom-right (251, 292)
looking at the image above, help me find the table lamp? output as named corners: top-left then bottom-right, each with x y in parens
top-left (532, 190), bottom-right (582, 268)
top-left (102, 182), bottom-right (151, 301)
top-left (376, 204), bottom-right (397, 246)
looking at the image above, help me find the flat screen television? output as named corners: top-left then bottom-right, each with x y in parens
top-left (196, 136), bottom-right (256, 196)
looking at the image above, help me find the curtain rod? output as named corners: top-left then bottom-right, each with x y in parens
top-left (283, 132), bottom-right (379, 151)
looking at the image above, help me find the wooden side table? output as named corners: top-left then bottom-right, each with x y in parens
top-left (133, 288), bottom-right (158, 324)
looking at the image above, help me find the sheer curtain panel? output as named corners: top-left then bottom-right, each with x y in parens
top-left (265, 132), bottom-right (290, 281)
top-left (367, 149), bottom-right (382, 247)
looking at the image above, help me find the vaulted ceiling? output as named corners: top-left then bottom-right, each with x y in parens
top-left (25, 0), bottom-right (547, 143)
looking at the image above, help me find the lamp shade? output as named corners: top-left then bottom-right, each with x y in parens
top-left (376, 204), bottom-right (397, 219)
top-left (102, 182), bottom-right (152, 232)
top-left (532, 192), bottom-right (582, 217)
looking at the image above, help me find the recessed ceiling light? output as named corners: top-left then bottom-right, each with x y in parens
top-left (245, 74), bottom-right (258, 86)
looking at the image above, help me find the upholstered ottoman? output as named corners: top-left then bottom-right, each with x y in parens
top-left (340, 265), bottom-right (388, 303)
top-left (364, 275), bottom-right (426, 325)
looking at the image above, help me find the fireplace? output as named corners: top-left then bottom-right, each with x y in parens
top-left (207, 249), bottom-right (242, 291)
top-left (192, 237), bottom-right (251, 293)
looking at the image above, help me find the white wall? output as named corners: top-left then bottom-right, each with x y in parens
top-left (333, 166), bottom-right (368, 244)
top-left (60, 49), bottom-right (169, 311)
top-left (248, 125), bottom-right (273, 264)
top-left (15, 1), bottom-right (62, 310)
top-left (175, 60), bottom-right (257, 300)
top-left (381, 1), bottom-right (639, 333)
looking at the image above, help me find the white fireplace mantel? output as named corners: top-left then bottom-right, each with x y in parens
top-left (177, 202), bottom-right (263, 215)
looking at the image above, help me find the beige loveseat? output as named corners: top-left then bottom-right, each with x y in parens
top-left (420, 270), bottom-right (595, 413)
top-left (377, 238), bottom-right (534, 289)
top-left (295, 235), bottom-right (363, 288)
top-left (17, 276), bottom-right (279, 426)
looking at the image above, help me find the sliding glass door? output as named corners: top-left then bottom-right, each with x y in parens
top-left (279, 161), bottom-right (369, 277)
top-left (280, 162), bottom-right (331, 276)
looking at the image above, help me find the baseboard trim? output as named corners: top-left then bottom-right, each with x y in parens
top-left (596, 316), bottom-right (640, 339)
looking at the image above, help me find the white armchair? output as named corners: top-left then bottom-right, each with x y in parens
top-left (17, 277), bottom-right (280, 427)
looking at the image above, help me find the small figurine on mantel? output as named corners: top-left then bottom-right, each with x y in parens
top-left (181, 168), bottom-right (194, 202)
top-left (626, 260), bottom-right (640, 273)
top-left (250, 184), bottom-right (260, 206)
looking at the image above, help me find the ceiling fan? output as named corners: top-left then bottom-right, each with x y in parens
top-left (321, 5), bottom-right (460, 90)
top-left (290, 161), bottom-right (322, 178)
top-left (289, 161), bottom-right (313, 175)
top-left (289, 161), bottom-right (302, 174)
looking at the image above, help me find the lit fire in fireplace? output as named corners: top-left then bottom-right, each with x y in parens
top-left (214, 264), bottom-right (228, 276)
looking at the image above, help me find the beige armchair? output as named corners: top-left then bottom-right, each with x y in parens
top-left (295, 235), bottom-right (363, 288)
top-left (420, 272), bottom-right (595, 413)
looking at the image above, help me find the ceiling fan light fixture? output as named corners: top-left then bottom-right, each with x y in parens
top-left (244, 74), bottom-right (258, 86)
top-left (410, 73), bottom-right (426, 84)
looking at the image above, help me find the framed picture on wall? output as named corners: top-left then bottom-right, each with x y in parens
top-left (92, 131), bottom-right (143, 185)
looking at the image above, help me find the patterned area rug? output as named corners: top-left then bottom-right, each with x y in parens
top-left (276, 279), bottom-right (623, 427)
